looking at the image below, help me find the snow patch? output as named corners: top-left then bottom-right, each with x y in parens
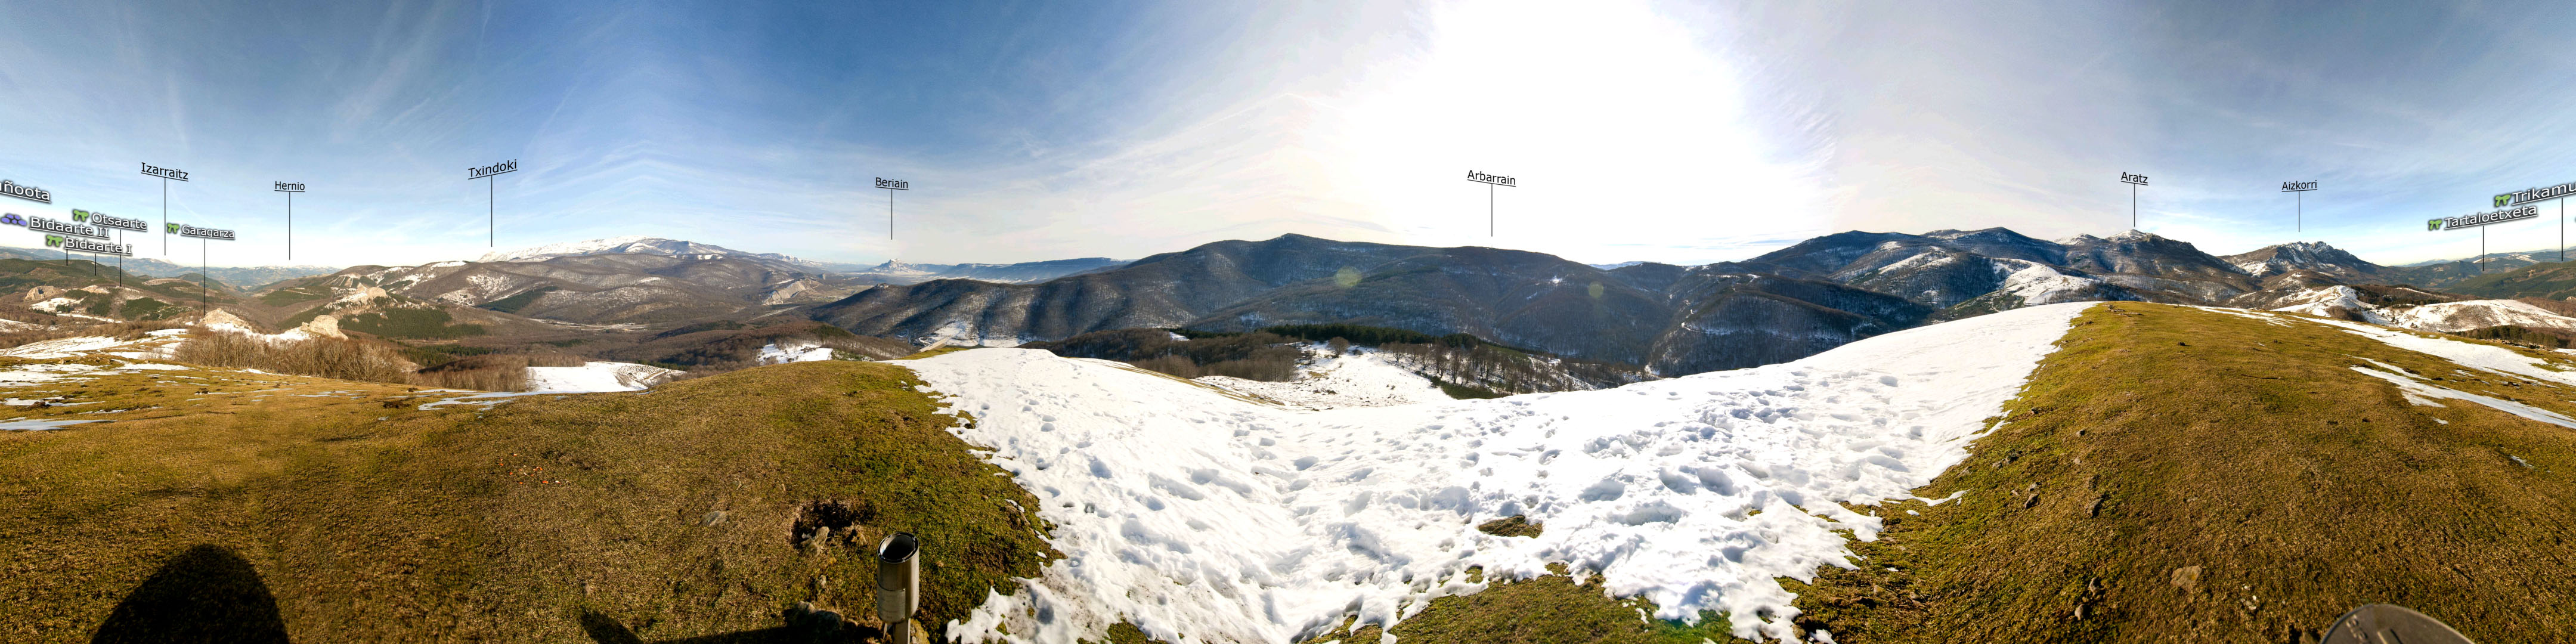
top-left (906, 302), bottom-right (2094, 643)
top-left (2349, 358), bottom-right (2576, 428)
top-left (1, 336), bottom-right (128, 359)
top-left (757, 340), bottom-right (836, 365)
top-left (523, 361), bottom-right (683, 392)
top-left (2300, 317), bottom-right (2576, 388)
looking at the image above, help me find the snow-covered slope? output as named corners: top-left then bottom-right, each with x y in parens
top-left (2374, 299), bottom-right (2576, 333)
top-left (2221, 241), bottom-right (2385, 280)
top-left (2267, 285), bottom-right (2380, 321)
top-left (844, 257), bottom-right (1130, 284)
top-left (903, 302), bottom-right (2093, 643)
top-left (1195, 346), bottom-right (1450, 410)
top-left (476, 236), bottom-right (811, 265)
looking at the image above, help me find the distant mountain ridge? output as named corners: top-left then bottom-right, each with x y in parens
top-left (0, 245), bottom-right (338, 289)
top-left (838, 257), bottom-right (1129, 284)
top-left (7, 228), bottom-right (2504, 380)
top-left (810, 229), bottom-right (2448, 376)
top-left (478, 236), bottom-right (813, 265)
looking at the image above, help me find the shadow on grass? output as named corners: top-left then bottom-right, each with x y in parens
top-left (579, 608), bottom-right (882, 644)
top-left (89, 544), bottom-right (289, 644)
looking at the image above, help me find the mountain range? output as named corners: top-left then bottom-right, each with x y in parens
top-left (807, 228), bottom-right (2388, 374)
top-left (15, 229), bottom-right (2576, 378)
top-left (0, 246), bottom-right (337, 289)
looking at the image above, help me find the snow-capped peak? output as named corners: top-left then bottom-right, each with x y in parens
top-left (479, 236), bottom-right (665, 262)
top-left (871, 259), bottom-right (939, 275)
top-left (475, 236), bottom-right (809, 264)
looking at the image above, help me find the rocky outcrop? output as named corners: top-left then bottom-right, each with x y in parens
top-left (199, 308), bottom-right (256, 332)
top-left (298, 314), bottom-right (346, 339)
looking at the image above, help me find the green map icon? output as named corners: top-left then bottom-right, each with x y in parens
top-left (2428, 218), bottom-right (2445, 231)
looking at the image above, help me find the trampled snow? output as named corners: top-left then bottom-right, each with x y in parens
top-left (904, 302), bottom-right (2092, 643)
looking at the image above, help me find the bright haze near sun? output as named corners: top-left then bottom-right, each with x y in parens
top-left (2, 1), bottom-right (2571, 269)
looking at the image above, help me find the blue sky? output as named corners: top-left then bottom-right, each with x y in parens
top-left (2, 1), bottom-right (2573, 269)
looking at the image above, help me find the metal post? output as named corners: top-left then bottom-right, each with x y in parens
top-left (877, 533), bottom-right (921, 644)
top-left (2132, 182), bottom-right (2138, 230)
top-left (161, 178), bottom-right (167, 255)
top-left (489, 177), bottom-right (495, 247)
top-left (288, 191), bottom-right (293, 261)
top-left (888, 188), bottom-right (894, 239)
top-left (2296, 190), bottom-right (2301, 233)
top-left (1488, 182), bottom-right (1495, 236)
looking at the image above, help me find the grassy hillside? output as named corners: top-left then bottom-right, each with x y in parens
top-left (1326, 302), bottom-right (2576, 643)
top-left (0, 357), bottom-right (1052, 642)
top-left (1787, 302), bottom-right (2576, 642)
top-left (17, 302), bottom-right (2576, 642)
top-left (2449, 259), bottom-right (2576, 299)
top-left (0, 258), bottom-right (239, 308)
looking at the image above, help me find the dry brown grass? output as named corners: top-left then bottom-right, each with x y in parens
top-left (0, 360), bottom-right (1054, 642)
top-left (172, 330), bottom-right (413, 385)
top-left (1789, 302), bottom-right (2576, 643)
top-left (2515, 296), bottom-right (2576, 317)
top-left (403, 352), bottom-right (588, 391)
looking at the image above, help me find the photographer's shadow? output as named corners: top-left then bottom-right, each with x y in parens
top-left (89, 544), bottom-right (290, 644)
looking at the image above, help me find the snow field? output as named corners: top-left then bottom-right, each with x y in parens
top-left (906, 302), bottom-right (2094, 643)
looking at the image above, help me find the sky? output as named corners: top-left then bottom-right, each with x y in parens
top-left (2, 1), bottom-right (2574, 269)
